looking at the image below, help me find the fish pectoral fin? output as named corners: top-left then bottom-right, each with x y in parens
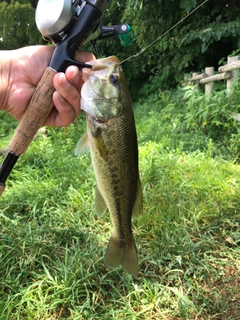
top-left (74, 132), bottom-right (90, 155)
top-left (105, 236), bottom-right (138, 278)
top-left (95, 187), bottom-right (107, 217)
top-left (95, 134), bottom-right (108, 160)
top-left (132, 178), bottom-right (143, 218)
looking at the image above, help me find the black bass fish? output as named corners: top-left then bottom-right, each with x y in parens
top-left (75, 56), bottom-right (143, 277)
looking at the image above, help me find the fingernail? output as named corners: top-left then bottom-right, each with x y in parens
top-left (72, 68), bottom-right (81, 84)
top-left (60, 73), bottom-right (70, 89)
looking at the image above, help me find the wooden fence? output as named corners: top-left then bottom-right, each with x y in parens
top-left (189, 56), bottom-right (240, 96)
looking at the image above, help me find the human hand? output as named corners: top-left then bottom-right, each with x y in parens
top-left (0, 45), bottom-right (95, 126)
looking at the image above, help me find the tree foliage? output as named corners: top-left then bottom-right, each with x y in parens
top-left (0, 0), bottom-right (43, 50)
top-left (0, 0), bottom-right (240, 94)
top-left (99, 0), bottom-right (240, 95)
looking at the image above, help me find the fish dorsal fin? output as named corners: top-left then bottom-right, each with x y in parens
top-left (132, 178), bottom-right (143, 218)
top-left (74, 133), bottom-right (90, 155)
top-left (95, 187), bottom-right (107, 217)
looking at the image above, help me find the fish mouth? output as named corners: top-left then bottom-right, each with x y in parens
top-left (82, 57), bottom-right (120, 82)
top-left (87, 114), bottom-right (118, 126)
top-left (89, 115), bottom-right (107, 124)
top-left (85, 56), bottom-right (120, 71)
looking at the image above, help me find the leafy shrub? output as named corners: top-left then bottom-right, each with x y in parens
top-left (133, 81), bottom-right (240, 159)
top-left (182, 83), bottom-right (240, 156)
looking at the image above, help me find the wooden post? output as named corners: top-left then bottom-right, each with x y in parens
top-left (205, 67), bottom-right (214, 96)
top-left (187, 56), bottom-right (240, 98)
top-left (192, 72), bottom-right (200, 90)
top-left (226, 56), bottom-right (239, 96)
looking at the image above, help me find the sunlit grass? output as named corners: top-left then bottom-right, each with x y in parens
top-left (0, 88), bottom-right (240, 320)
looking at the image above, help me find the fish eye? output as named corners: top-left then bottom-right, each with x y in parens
top-left (109, 74), bottom-right (119, 85)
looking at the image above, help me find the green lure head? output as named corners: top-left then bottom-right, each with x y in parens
top-left (119, 25), bottom-right (134, 47)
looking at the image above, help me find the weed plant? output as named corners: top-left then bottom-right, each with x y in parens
top-left (0, 84), bottom-right (240, 319)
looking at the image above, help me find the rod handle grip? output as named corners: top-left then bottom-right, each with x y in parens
top-left (0, 184), bottom-right (5, 196)
top-left (8, 67), bottom-right (57, 155)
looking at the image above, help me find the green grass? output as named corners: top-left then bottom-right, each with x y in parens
top-left (0, 88), bottom-right (240, 319)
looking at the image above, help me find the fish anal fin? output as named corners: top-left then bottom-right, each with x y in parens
top-left (132, 178), bottom-right (143, 218)
top-left (95, 187), bottom-right (107, 217)
top-left (75, 133), bottom-right (90, 155)
top-left (105, 235), bottom-right (138, 278)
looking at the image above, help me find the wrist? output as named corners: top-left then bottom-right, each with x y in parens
top-left (0, 51), bottom-right (12, 112)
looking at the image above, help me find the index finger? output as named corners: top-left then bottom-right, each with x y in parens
top-left (75, 51), bottom-right (96, 63)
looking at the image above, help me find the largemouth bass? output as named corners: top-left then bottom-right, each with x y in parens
top-left (75, 56), bottom-right (143, 277)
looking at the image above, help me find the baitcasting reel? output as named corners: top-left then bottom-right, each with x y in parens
top-left (36, 0), bottom-right (134, 51)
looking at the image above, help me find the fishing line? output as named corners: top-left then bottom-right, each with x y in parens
top-left (120, 0), bottom-right (208, 65)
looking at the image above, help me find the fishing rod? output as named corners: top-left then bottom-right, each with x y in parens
top-left (0, 0), bottom-right (134, 196)
top-left (0, 0), bottom-right (207, 195)
top-left (120, 0), bottom-right (209, 65)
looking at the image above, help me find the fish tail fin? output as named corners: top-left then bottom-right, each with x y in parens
top-left (104, 236), bottom-right (138, 278)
